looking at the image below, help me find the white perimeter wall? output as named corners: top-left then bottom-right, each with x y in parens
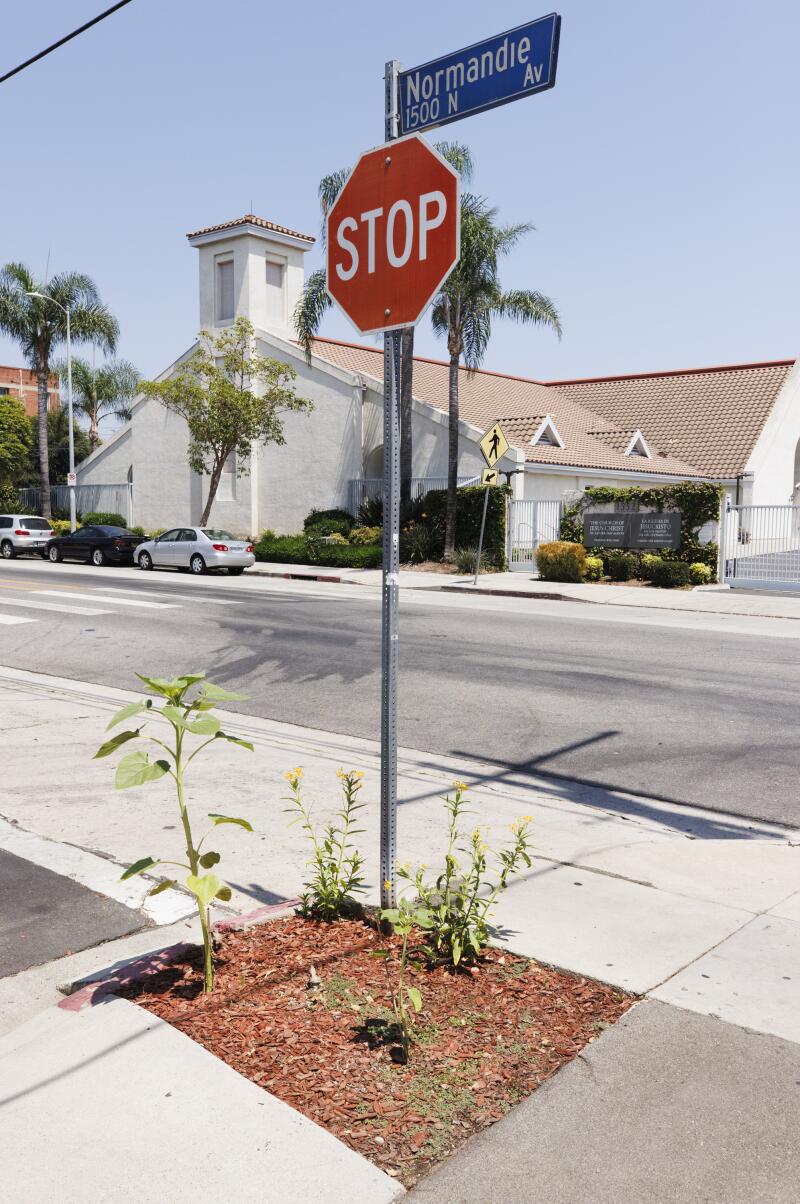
top-left (745, 362), bottom-right (800, 505)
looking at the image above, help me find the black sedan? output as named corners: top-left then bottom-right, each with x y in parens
top-left (47, 525), bottom-right (144, 567)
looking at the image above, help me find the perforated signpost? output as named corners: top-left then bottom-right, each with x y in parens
top-left (326, 19), bottom-right (560, 911)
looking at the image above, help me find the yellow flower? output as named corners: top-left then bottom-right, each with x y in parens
top-left (520, 815), bottom-right (533, 823)
top-left (383, 880), bottom-right (392, 891)
top-left (335, 767), bottom-right (346, 780)
top-left (453, 779), bottom-right (468, 791)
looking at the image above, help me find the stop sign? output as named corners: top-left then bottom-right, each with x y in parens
top-left (326, 134), bottom-right (460, 335)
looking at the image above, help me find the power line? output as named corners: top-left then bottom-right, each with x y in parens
top-left (0, 0), bottom-right (135, 86)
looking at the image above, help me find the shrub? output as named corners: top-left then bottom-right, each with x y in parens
top-left (254, 532), bottom-right (382, 569)
top-left (82, 511), bottom-right (127, 527)
top-left (349, 525), bottom-right (382, 546)
top-left (94, 671), bottom-right (253, 992)
top-left (400, 523), bottom-right (437, 565)
top-left (451, 544), bottom-right (490, 575)
top-left (605, 550), bottom-right (637, 581)
top-left (583, 555), bottom-right (604, 581)
top-left (397, 781), bottom-right (533, 968)
top-left (638, 552), bottom-right (662, 580)
top-left (357, 495), bottom-right (383, 527)
top-left (309, 543), bottom-right (381, 569)
top-left (148, 528), bottom-right (167, 539)
top-left (254, 533), bottom-right (307, 561)
top-left (536, 540), bottom-right (586, 583)
top-left (689, 561), bottom-right (713, 585)
top-left (421, 485), bottom-right (509, 569)
top-left (322, 531), bottom-right (349, 545)
top-left (284, 766), bottom-right (366, 920)
top-left (649, 559), bottom-right (692, 588)
top-left (51, 518), bottom-right (74, 536)
top-left (303, 507), bottom-right (354, 537)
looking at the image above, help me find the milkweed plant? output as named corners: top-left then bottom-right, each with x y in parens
top-left (94, 671), bottom-right (254, 992)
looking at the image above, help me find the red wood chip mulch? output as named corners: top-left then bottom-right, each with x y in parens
top-left (120, 915), bottom-right (633, 1187)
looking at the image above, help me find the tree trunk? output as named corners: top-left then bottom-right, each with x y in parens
top-left (443, 352), bottom-right (460, 560)
top-left (199, 457), bottom-right (226, 526)
top-left (400, 327), bottom-right (414, 503)
top-left (90, 380), bottom-right (99, 447)
top-left (36, 366), bottom-right (51, 518)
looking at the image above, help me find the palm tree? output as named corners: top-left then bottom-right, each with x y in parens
top-left (54, 356), bottom-right (140, 448)
top-left (294, 145), bottom-right (475, 504)
top-left (0, 264), bottom-right (118, 515)
top-left (431, 197), bottom-right (562, 559)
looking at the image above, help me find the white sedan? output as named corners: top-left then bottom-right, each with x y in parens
top-left (136, 527), bottom-right (255, 575)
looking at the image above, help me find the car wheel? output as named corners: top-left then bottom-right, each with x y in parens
top-left (138, 551), bottom-right (153, 571)
top-left (48, 544), bottom-right (61, 563)
top-left (91, 548), bottom-right (106, 567)
top-left (228, 567), bottom-right (245, 575)
top-left (1, 540), bottom-right (15, 559)
top-left (190, 554), bottom-right (206, 575)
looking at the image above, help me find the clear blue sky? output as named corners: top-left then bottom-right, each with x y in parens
top-left (1, 0), bottom-right (798, 385)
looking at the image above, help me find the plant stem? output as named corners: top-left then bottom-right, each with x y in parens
top-left (175, 726), bottom-right (213, 992)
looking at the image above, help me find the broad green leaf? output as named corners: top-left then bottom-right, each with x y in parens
top-left (161, 705), bottom-right (189, 728)
top-left (380, 909), bottom-right (400, 925)
top-left (214, 731), bottom-right (254, 751)
top-left (186, 872), bottom-right (221, 907)
top-left (452, 937), bottom-right (462, 967)
top-left (115, 750), bottom-right (170, 790)
top-left (120, 855), bottom-right (159, 880)
top-left (147, 879), bottom-right (175, 896)
top-left (186, 714), bottom-right (220, 736)
top-left (215, 884), bottom-right (232, 902)
top-left (199, 850), bottom-right (220, 868)
top-left (136, 674), bottom-right (184, 698)
top-left (106, 701), bottom-right (150, 731)
top-left (177, 672), bottom-right (207, 687)
top-left (200, 682), bottom-right (247, 701)
top-left (94, 728), bottom-right (141, 759)
top-left (406, 986), bottom-right (422, 1013)
top-left (208, 813), bottom-right (253, 832)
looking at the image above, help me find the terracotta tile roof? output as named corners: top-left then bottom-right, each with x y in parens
top-left (549, 361), bottom-right (794, 477)
top-left (187, 214), bottom-right (315, 243)
top-left (308, 338), bottom-right (713, 478)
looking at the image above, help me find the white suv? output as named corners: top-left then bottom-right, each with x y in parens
top-left (0, 515), bottom-right (55, 559)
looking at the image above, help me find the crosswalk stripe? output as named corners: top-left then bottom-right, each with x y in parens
top-left (0, 613), bottom-right (37, 625)
top-left (92, 586), bottom-right (243, 605)
top-left (34, 590), bottom-right (179, 610)
top-left (0, 597), bottom-right (112, 616)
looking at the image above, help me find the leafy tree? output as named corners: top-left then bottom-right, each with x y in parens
top-left (431, 196), bottom-right (562, 559)
top-left (0, 395), bottom-right (33, 486)
top-left (294, 144), bottom-right (475, 502)
top-left (139, 316), bottom-right (313, 525)
top-left (53, 356), bottom-right (139, 447)
top-left (0, 265), bottom-right (118, 516)
top-left (23, 408), bottom-right (91, 487)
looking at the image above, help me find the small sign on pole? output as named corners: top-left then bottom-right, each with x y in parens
top-left (480, 422), bottom-right (509, 468)
top-left (481, 468), bottom-right (499, 486)
top-left (67, 472), bottom-right (77, 487)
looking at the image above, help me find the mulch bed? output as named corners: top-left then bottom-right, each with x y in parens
top-left (120, 915), bottom-right (632, 1187)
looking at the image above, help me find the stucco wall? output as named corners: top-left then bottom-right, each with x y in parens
top-left (361, 392), bottom-right (486, 483)
top-left (745, 362), bottom-right (800, 505)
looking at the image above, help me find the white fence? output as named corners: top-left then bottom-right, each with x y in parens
top-left (722, 503), bottom-right (800, 589)
top-left (349, 475), bottom-right (480, 514)
top-left (18, 484), bottom-right (133, 522)
top-left (508, 499), bottom-right (563, 570)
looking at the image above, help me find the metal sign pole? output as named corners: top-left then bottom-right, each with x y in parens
top-left (473, 485), bottom-right (491, 586)
top-left (380, 60), bottom-right (401, 911)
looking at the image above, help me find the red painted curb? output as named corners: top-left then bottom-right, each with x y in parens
top-left (251, 569), bottom-right (344, 584)
top-left (59, 899), bottom-right (299, 1012)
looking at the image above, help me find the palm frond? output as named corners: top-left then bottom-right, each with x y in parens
top-left (435, 141), bottom-right (475, 183)
top-left (494, 289), bottom-right (562, 339)
top-left (318, 168), bottom-right (350, 243)
top-left (293, 268), bottom-right (332, 362)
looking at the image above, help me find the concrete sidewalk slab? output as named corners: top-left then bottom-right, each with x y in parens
top-left (0, 848), bottom-right (146, 978)
top-left (492, 865), bottom-right (751, 993)
top-left (408, 1000), bottom-right (800, 1204)
top-left (0, 997), bottom-right (403, 1204)
top-left (652, 914), bottom-right (800, 1042)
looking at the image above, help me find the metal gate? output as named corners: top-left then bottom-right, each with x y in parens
top-left (722, 503), bottom-right (800, 590)
top-left (508, 499), bottom-right (562, 570)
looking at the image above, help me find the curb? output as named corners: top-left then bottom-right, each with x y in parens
top-left (441, 584), bottom-right (576, 602)
top-left (250, 567), bottom-right (346, 584)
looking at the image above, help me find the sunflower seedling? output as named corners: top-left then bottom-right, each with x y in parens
top-left (94, 671), bottom-right (253, 992)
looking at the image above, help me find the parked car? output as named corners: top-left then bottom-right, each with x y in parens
top-left (47, 525), bottom-right (144, 567)
top-left (136, 527), bottom-right (255, 574)
top-left (0, 515), bottom-right (55, 559)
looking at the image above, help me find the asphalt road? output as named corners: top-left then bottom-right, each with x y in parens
top-left (0, 560), bottom-right (798, 825)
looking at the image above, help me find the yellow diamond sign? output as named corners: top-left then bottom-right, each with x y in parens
top-left (479, 422), bottom-right (509, 467)
top-left (481, 468), bottom-right (499, 486)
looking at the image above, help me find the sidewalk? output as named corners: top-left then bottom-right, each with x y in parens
top-left (1, 666), bottom-right (799, 1200)
top-left (251, 559), bottom-right (800, 620)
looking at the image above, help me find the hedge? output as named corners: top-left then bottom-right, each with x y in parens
top-left (649, 559), bottom-right (692, 588)
top-left (561, 482), bottom-right (722, 575)
top-left (536, 540), bottom-right (585, 582)
top-left (420, 484), bottom-right (510, 568)
top-left (254, 532), bottom-right (381, 569)
top-left (82, 511), bottom-right (128, 527)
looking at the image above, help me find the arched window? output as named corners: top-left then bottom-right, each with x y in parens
top-left (365, 444), bottom-right (383, 478)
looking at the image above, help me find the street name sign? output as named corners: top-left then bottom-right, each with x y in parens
top-left (326, 133), bottom-right (460, 334)
top-left (480, 422), bottom-right (510, 467)
top-left (399, 14), bottom-right (561, 136)
top-left (481, 468), bottom-right (499, 486)
top-left (583, 512), bottom-right (682, 550)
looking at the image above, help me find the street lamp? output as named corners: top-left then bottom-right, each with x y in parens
top-left (27, 291), bottom-right (76, 532)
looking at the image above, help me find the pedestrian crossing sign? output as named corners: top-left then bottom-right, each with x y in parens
top-left (480, 422), bottom-right (509, 467)
top-left (481, 468), bottom-right (499, 486)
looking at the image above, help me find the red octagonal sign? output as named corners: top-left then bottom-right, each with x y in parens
top-left (326, 133), bottom-right (460, 335)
